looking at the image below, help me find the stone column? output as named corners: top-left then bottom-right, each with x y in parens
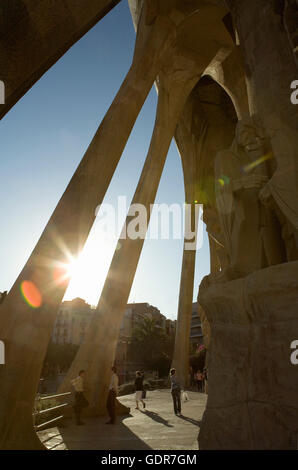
top-left (227, 0), bottom-right (298, 232)
top-left (0, 4), bottom-right (177, 450)
top-left (59, 51), bottom-right (205, 414)
top-left (171, 229), bottom-right (198, 389)
top-left (171, 109), bottom-right (199, 388)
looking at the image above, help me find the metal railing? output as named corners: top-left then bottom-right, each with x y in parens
top-left (33, 391), bottom-right (71, 431)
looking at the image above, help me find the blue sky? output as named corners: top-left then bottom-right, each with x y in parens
top-left (0, 1), bottom-right (210, 319)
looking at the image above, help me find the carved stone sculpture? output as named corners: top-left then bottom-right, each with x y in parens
top-left (214, 120), bottom-right (285, 280)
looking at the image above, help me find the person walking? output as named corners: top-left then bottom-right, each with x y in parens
top-left (140, 370), bottom-right (147, 400)
top-left (135, 371), bottom-right (146, 410)
top-left (71, 369), bottom-right (89, 425)
top-left (106, 366), bottom-right (119, 424)
top-left (170, 368), bottom-right (181, 416)
top-left (196, 370), bottom-right (203, 392)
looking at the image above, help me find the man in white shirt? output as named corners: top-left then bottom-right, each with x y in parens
top-left (106, 366), bottom-right (119, 424)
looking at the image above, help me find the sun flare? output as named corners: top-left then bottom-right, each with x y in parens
top-left (63, 228), bottom-right (116, 306)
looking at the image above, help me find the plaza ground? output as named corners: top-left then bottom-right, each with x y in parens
top-left (37, 389), bottom-right (207, 450)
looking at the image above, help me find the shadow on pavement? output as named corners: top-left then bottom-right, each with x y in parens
top-left (140, 410), bottom-right (174, 428)
top-left (40, 416), bottom-right (152, 450)
top-left (178, 414), bottom-right (201, 427)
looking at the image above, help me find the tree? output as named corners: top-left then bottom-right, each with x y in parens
top-left (189, 345), bottom-right (206, 372)
top-left (128, 317), bottom-right (174, 376)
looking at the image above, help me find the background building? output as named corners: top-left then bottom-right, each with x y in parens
top-left (52, 299), bottom-right (176, 382)
top-left (116, 302), bottom-right (176, 381)
top-left (189, 302), bottom-right (204, 351)
top-left (52, 298), bottom-right (94, 345)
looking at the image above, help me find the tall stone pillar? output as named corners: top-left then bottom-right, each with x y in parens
top-left (59, 0), bottom-right (236, 408)
top-left (0, 3), bottom-right (178, 450)
top-left (171, 230), bottom-right (197, 389)
top-left (59, 48), bottom-right (206, 414)
top-left (171, 110), bottom-right (199, 388)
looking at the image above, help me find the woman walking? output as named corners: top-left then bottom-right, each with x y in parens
top-left (135, 371), bottom-right (146, 410)
top-left (170, 368), bottom-right (181, 416)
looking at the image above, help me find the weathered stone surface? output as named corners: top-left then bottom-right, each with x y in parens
top-left (199, 403), bottom-right (254, 450)
top-left (215, 119), bottom-right (286, 279)
top-left (227, 0), bottom-right (298, 234)
top-left (199, 261), bottom-right (298, 449)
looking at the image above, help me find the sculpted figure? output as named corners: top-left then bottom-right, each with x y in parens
top-left (203, 206), bottom-right (229, 272)
top-left (214, 120), bottom-right (285, 280)
top-left (259, 121), bottom-right (298, 262)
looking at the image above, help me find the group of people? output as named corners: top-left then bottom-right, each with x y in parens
top-left (71, 366), bottom-right (146, 426)
top-left (71, 365), bottom-right (205, 425)
top-left (71, 366), bottom-right (119, 425)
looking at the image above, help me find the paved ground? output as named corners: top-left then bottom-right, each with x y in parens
top-left (37, 389), bottom-right (207, 450)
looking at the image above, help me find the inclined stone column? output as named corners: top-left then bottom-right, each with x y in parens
top-left (171, 102), bottom-right (199, 388)
top-left (59, 49), bottom-right (205, 414)
top-left (226, 0), bottom-right (298, 233)
top-left (171, 221), bottom-right (198, 389)
top-left (60, 0), bottom-right (235, 402)
top-left (0, 2), bottom-right (178, 450)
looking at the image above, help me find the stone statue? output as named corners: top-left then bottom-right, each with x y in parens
top-left (214, 120), bottom-right (285, 280)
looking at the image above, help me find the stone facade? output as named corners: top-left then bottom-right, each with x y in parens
top-left (189, 302), bottom-right (204, 351)
top-left (52, 298), bottom-right (94, 345)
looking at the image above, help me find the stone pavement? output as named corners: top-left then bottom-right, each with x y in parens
top-left (37, 389), bottom-right (207, 450)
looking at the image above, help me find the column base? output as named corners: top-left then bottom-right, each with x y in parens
top-left (198, 261), bottom-right (298, 450)
top-left (1, 428), bottom-right (46, 450)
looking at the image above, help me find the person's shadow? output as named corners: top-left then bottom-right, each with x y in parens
top-left (178, 414), bottom-right (201, 427)
top-left (140, 410), bottom-right (174, 428)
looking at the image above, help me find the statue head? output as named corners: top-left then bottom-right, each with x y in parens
top-left (235, 120), bottom-right (261, 152)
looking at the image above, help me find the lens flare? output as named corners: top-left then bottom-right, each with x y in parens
top-left (243, 151), bottom-right (273, 173)
top-left (53, 266), bottom-right (70, 285)
top-left (20, 281), bottom-right (42, 308)
top-left (52, 259), bottom-right (77, 285)
top-left (218, 175), bottom-right (230, 187)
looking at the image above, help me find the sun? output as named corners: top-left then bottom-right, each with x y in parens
top-left (65, 258), bottom-right (80, 278)
top-left (63, 227), bottom-right (117, 306)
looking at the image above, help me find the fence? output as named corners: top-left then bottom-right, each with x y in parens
top-left (33, 391), bottom-right (71, 431)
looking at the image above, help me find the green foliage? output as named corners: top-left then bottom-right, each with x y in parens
top-left (127, 317), bottom-right (175, 377)
top-left (43, 342), bottom-right (79, 373)
top-left (189, 346), bottom-right (206, 372)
